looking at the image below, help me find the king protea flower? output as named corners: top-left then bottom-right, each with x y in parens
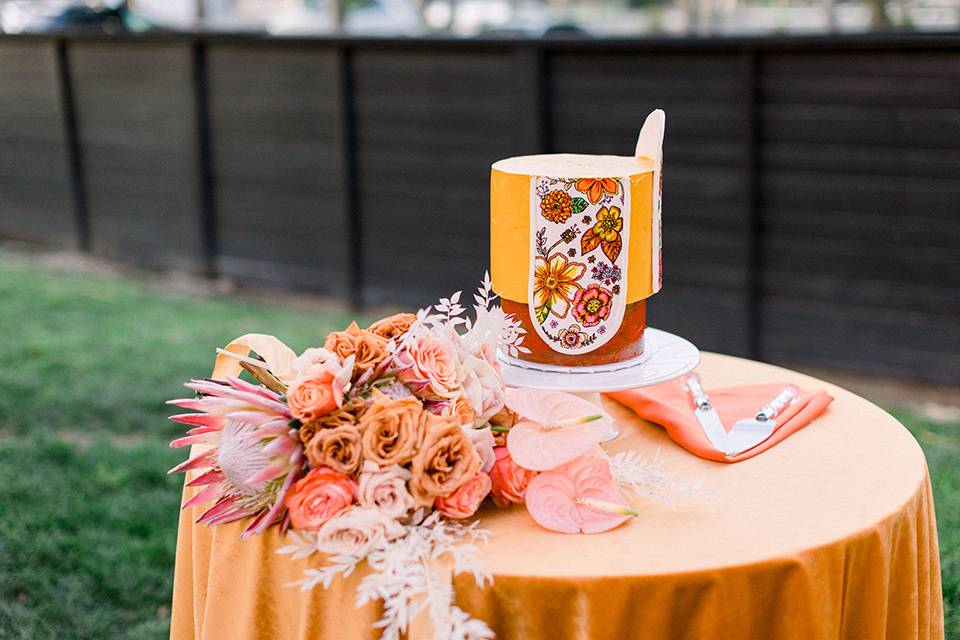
top-left (168, 376), bottom-right (306, 539)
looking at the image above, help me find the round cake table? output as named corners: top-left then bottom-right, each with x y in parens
top-left (169, 353), bottom-right (944, 640)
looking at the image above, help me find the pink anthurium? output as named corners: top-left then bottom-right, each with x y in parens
top-left (504, 388), bottom-right (613, 471)
top-left (524, 451), bottom-right (636, 534)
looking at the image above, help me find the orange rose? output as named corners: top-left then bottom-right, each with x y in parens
top-left (488, 446), bottom-right (538, 508)
top-left (298, 397), bottom-right (368, 445)
top-left (287, 365), bottom-right (343, 422)
top-left (367, 313), bottom-right (417, 341)
top-left (409, 413), bottom-right (482, 506)
top-left (324, 322), bottom-right (389, 381)
top-left (304, 425), bottom-right (363, 475)
top-left (284, 467), bottom-right (357, 531)
top-left (434, 472), bottom-right (491, 519)
top-left (358, 393), bottom-right (425, 467)
top-left (440, 395), bottom-right (474, 427)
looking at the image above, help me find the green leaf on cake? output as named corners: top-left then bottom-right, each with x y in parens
top-left (571, 198), bottom-right (588, 214)
top-left (535, 303), bottom-right (550, 325)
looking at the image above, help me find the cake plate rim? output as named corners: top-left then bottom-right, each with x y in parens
top-left (497, 327), bottom-right (700, 393)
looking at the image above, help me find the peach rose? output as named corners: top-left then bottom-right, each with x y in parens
top-left (367, 313), bottom-right (417, 341)
top-left (409, 413), bottom-right (482, 506)
top-left (304, 425), bottom-right (363, 475)
top-left (287, 364), bottom-right (343, 422)
top-left (488, 446), bottom-right (538, 508)
top-left (358, 393), bottom-right (425, 467)
top-left (284, 467), bottom-right (357, 531)
top-left (324, 322), bottom-right (389, 381)
top-left (357, 461), bottom-right (415, 520)
top-left (397, 335), bottom-right (462, 400)
top-left (315, 507), bottom-right (406, 557)
top-left (438, 395), bottom-right (475, 427)
top-left (434, 471), bottom-right (491, 519)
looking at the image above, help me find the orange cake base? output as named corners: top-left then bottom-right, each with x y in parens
top-left (502, 298), bottom-right (646, 367)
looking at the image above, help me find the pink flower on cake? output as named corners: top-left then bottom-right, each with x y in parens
top-left (571, 284), bottom-right (613, 327)
top-left (286, 364), bottom-right (347, 423)
top-left (557, 325), bottom-right (587, 350)
top-left (488, 446), bottom-right (538, 508)
top-left (434, 472), bottom-right (492, 519)
top-left (283, 467), bottom-right (358, 531)
top-left (356, 462), bottom-right (415, 520)
top-left (396, 335), bottom-right (463, 400)
top-left (315, 507), bottom-right (406, 557)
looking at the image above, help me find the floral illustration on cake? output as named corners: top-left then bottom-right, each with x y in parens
top-left (581, 206), bottom-right (624, 264)
top-left (528, 176), bottom-right (630, 355)
top-left (574, 177), bottom-right (620, 204)
top-left (532, 253), bottom-right (585, 324)
top-left (572, 284), bottom-right (613, 327)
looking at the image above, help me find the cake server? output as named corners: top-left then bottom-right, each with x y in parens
top-left (724, 384), bottom-right (801, 456)
top-left (681, 373), bottom-right (730, 454)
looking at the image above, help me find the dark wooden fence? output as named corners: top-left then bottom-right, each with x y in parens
top-left (1, 32), bottom-right (958, 383)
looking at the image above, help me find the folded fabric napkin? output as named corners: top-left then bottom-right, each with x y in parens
top-left (606, 380), bottom-right (834, 463)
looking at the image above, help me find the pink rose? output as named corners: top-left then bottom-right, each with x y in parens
top-left (315, 507), bottom-right (406, 557)
top-left (488, 446), bottom-right (538, 508)
top-left (284, 467), bottom-right (357, 531)
top-left (287, 364), bottom-right (343, 422)
top-left (434, 472), bottom-right (492, 519)
top-left (357, 462), bottom-right (415, 520)
top-left (397, 335), bottom-right (462, 400)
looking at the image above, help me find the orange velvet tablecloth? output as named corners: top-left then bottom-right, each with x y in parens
top-left (169, 353), bottom-right (944, 640)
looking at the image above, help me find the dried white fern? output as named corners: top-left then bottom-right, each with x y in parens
top-left (609, 449), bottom-right (725, 509)
top-left (280, 513), bottom-right (493, 640)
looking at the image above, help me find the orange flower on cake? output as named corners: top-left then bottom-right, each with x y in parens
top-left (574, 177), bottom-right (619, 204)
top-left (533, 253), bottom-right (586, 323)
top-left (284, 467), bottom-right (358, 531)
top-left (409, 413), bottom-right (483, 507)
top-left (396, 334), bottom-right (464, 400)
top-left (540, 189), bottom-right (574, 223)
top-left (488, 446), bottom-right (539, 508)
top-left (434, 472), bottom-right (492, 518)
top-left (572, 284), bottom-right (613, 327)
top-left (580, 206), bottom-right (624, 263)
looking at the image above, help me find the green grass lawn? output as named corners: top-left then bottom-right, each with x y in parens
top-left (1, 256), bottom-right (958, 639)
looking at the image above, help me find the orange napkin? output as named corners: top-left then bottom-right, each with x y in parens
top-left (606, 380), bottom-right (834, 463)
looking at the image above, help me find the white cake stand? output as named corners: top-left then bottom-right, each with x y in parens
top-left (498, 328), bottom-right (700, 441)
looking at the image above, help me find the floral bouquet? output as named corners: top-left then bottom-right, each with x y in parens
top-left (168, 275), bottom-right (719, 640)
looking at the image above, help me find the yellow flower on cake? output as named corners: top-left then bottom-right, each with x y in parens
top-left (580, 206), bottom-right (624, 263)
top-left (533, 253), bottom-right (585, 323)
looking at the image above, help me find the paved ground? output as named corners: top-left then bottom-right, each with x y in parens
top-left (4, 244), bottom-right (958, 420)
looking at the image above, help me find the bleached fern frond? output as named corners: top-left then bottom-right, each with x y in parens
top-left (609, 449), bottom-right (724, 510)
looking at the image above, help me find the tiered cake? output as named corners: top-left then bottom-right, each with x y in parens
top-left (491, 110), bottom-right (664, 368)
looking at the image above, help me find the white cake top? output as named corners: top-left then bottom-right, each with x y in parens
top-left (492, 153), bottom-right (655, 178)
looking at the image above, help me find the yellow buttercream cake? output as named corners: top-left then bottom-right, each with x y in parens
top-left (490, 111), bottom-right (664, 367)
